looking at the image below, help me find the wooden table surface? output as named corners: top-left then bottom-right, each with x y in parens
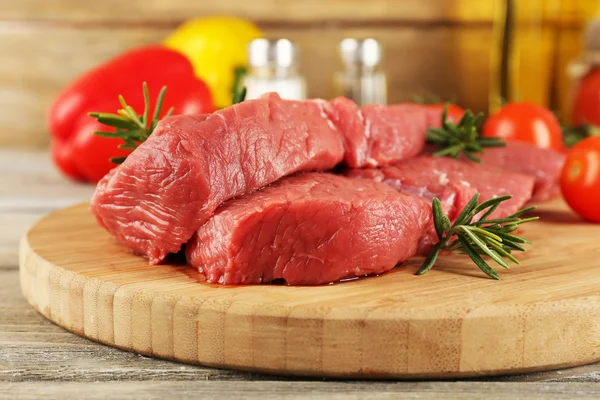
top-left (3, 149), bottom-right (600, 399)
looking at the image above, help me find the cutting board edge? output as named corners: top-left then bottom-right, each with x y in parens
top-left (17, 201), bottom-right (600, 379)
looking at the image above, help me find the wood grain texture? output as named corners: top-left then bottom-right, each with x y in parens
top-left (0, 150), bottom-right (94, 268)
top-left (1, 0), bottom-right (496, 24)
top-left (0, 0), bottom-right (588, 150)
top-left (2, 263), bottom-right (600, 385)
top-left (0, 26), bottom-right (168, 148)
top-left (18, 199), bottom-right (600, 379)
top-left (5, 381), bottom-right (600, 400)
top-left (0, 24), bottom-right (491, 148)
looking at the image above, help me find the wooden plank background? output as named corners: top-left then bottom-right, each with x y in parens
top-left (0, 0), bottom-right (586, 149)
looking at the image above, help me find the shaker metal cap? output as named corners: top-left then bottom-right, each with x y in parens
top-left (248, 38), bottom-right (298, 68)
top-left (585, 18), bottom-right (600, 53)
top-left (339, 38), bottom-right (383, 67)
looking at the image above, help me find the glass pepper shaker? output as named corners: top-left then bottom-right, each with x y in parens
top-left (242, 38), bottom-right (307, 101)
top-left (333, 38), bottom-right (387, 105)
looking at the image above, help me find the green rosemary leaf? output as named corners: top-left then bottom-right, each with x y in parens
top-left (506, 205), bottom-right (536, 217)
top-left (453, 193), bottom-right (480, 227)
top-left (483, 237), bottom-right (520, 264)
top-left (417, 194), bottom-right (536, 280)
top-left (232, 86), bottom-right (247, 105)
top-left (109, 156), bottom-right (128, 164)
top-left (428, 127), bottom-right (452, 138)
top-left (504, 224), bottom-right (519, 233)
top-left (153, 86), bottom-right (168, 123)
top-left (416, 242), bottom-right (442, 275)
top-left (88, 114), bottom-right (138, 130)
top-left (465, 142), bottom-right (483, 152)
top-left (514, 216), bottom-right (539, 225)
top-left (117, 143), bottom-right (139, 151)
top-left (93, 131), bottom-right (124, 138)
top-left (463, 151), bottom-right (482, 163)
top-left (485, 228), bottom-right (528, 244)
top-left (427, 137), bottom-right (449, 146)
top-left (456, 234), bottom-right (501, 280)
top-left (473, 217), bottom-right (519, 226)
top-left (441, 215), bottom-right (452, 234)
top-left (447, 123), bottom-right (461, 137)
top-left (457, 108), bottom-right (469, 126)
top-left (124, 105), bottom-right (145, 130)
top-left (468, 226), bottom-right (503, 242)
top-left (432, 144), bottom-right (464, 157)
top-left (501, 241), bottom-right (526, 252)
top-left (142, 82), bottom-right (150, 127)
top-left (477, 202), bottom-right (501, 222)
top-left (427, 105), bottom-right (505, 161)
top-left (473, 113), bottom-right (485, 126)
top-left (459, 227), bottom-right (509, 268)
top-left (478, 140), bottom-right (506, 148)
top-left (91, 82), bottom-right (171, 165)
top-left (432, 198), bottom-right (445, 241)
top-left (472, 195), bottom-right (512, 215)
top-left (486, 141), bottom-right (507, 147)
top-left (231, 66), bottom-right (247, 101)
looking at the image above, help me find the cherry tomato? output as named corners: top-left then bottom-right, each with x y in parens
top-left (426, 103), bottom-right (465, 123)
top-left (483, 102), bottom-right (564, 152)
top-left (560, 136), bottom-right (600, 223)
top-left (572, 68), bottom-right (600, 127)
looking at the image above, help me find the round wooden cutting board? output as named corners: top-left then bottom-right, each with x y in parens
top-left (19, 200), bottom-right (600, 379)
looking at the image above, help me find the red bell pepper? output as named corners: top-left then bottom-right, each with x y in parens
top-left (48, 45), bottom-right (215, 183)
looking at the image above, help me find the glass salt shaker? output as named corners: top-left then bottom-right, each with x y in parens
top-left (334, 38), bottom-right (387, 105)
top-left (242, 38), bottom-right (306, 101)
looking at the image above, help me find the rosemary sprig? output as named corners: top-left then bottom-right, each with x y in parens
top-left (417, 193), bottom-right (538, 280)
top-left (89, 82), bottom-right (174, 164)
top-left (427, 104), bottom-right (506, 162)
top-left (231, 67), bottom-right (247, 105)
top-left (232, 86), bottom-right (247, 105)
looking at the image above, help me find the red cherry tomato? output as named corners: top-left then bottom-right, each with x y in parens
top-left (483, 102), bottom-right (564, 152)
top-left (560, 136), bottom-right (600, 223)
top-left (426, 103), bottom-right (465, 123)
top-left (572, 68), bottom-right (600, 127)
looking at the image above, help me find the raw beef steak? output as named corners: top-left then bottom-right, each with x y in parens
top-left (91, 94), bottom-right (344, 264)
top-left (346, 156), bottom-right (535, 254)
top-left (185, 173), bottom-right (431, 285)
top-left (326, 97), bottom-right (444, 168)
top-left (477, 141), bottom-right (565, 202)
top-left (91, 93), bottom-right (442, 263)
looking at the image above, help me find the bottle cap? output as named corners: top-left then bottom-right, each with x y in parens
top-left (248, 38), bottom-right (298, 69)
top-left (585, 19), bottom-right (600, 53)
top-left (339, 38), bottom-right (383, 67)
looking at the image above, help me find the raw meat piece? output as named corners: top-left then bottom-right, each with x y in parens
top-left (477, 141), bottom-right (566, 202)
top-left (91, 94), bottom-right (344, 264)
top-left (326, 97), bottom-right (443, 168)
top-left (185, 173), bottom-right (431, 285)
top-left (91, 93), bottom-right (443, 263)
top-left (346, 156), bottom-right (535, 254)
top-left (347, 156), bottom-right (535, 221)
